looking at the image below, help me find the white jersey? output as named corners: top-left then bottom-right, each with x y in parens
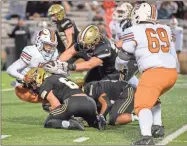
top-left (171, 26), bottom-right (183, 52)
top-left (109, 20), bottom-right (122, 41)
top-left (20, 45), bottom-right (58, 75)
top-left (119, 24), bottom-right (177, 72)
top-left (7, 45), bottom-right (58, 82)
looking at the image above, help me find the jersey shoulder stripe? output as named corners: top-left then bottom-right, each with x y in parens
top-left (21, 51), bottom-right (31, 61)
top-left (120, 32), bottom-right (134, 41)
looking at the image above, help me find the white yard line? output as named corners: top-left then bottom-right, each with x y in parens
top-left (157, 124), bottom-right (187, 145)
top-left (73, 137), bottom-right (90, 143)
top-left (1, 88), bottom-right (14, 92)
top-left (1, 135), bottom-right (11, 139)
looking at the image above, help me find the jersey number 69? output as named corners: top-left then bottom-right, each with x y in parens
top-left (145, 28), bottom-right (170, 53)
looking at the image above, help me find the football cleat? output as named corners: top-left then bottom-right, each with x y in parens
top-left (132, 136), bottom-right (154, 145)
top-left (68, 119), bottom-right (84, 131)
top-left (151, 125), bottom-right (165, 138)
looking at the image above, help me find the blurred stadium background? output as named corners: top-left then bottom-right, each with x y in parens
top-left (1, 0), bottom-right (187, 74)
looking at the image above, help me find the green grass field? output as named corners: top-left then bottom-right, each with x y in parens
top-left (1, 72), bottom-right (187, 145)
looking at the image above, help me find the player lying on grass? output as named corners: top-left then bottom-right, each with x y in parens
top-left (22, 67), bottom-right (106, 131)
top-left (82, 80), bottom-right (138, 125)
top-left (115, 2), bottom-right (178, 145)
top-left (6, 28), bottom-right (59, 103)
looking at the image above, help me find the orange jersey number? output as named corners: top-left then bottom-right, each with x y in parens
top-left (145, 28), bottom-right (170, 53)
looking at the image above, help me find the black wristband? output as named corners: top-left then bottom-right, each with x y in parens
top-left (68, 63), bottom-right (76, 71)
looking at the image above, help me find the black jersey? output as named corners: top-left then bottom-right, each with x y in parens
top-left (56, 18), bottom-right (79, 53)
top-left (39, 75), bottom-right (83, 103)
top-left (75, 36), bottom-right (118, 74)
top-left (84, 80), bottom-right (130, 101)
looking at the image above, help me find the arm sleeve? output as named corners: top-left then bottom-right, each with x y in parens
top-left (122, 40), bottom-right (136, 54)
top-left (39, 77), bottom-right (54, 100)
top-left (60, 18), bottom-right (74, 31)
top-left (20, 47), bottom-right (32, 64)
top-left (6, 59), bottom-right (28, 80)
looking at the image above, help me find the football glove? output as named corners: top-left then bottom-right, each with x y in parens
top-left (97, 114), bottom-right (106, 131)
top-left (43, 60), bottom-right (70, 76)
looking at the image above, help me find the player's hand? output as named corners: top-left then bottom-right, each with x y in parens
top-left (97, 114), bottom-right (106, 131)
top-left (23, 74), bottom-right (33, 83)
top-left (119, 67), bottom-right (128, 81)
top-left (43, 60), bottom-right (70, 76)
top-left (115, 39), bottom-right (123, 48)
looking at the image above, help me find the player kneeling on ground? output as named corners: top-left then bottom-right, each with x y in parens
top-left (26, 67), bottom-right (106, 131)
top-left (82, 80), bottom-right (138, 125)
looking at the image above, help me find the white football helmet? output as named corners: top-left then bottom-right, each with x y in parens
top-left (112, 2), bottom-right (133, 21)
top-left (35, 28), bottom-right (58, 58)
top-left (131, 3), bottom-right (157, 25)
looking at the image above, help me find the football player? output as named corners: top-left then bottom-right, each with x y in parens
top-left (48, 4), bottom-right (79, 53)
top-left (44, 25), bottom-right (120, 84)
top-left (169, 17), bottom-right (183, 73)
top-left (83, 80), bottom-right (138, 126)
top-left (48, 4), bottom-right (88, 64)
top-left (109, 2), bottom-right (133, 42)
top-left (6, 28), bottom-right (59, 103)
top-left (110, 2), bottom-right (139, 87)
top-left (115, 3), bottom-right (178, 145)
top-left (27, 68), bottom-right (106, 130)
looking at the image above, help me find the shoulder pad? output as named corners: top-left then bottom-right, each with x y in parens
top-left (120, 19), bottom-right (132, 32)
top-left (60, 18), bottom-right (73, 31)
top-left (93, 37), bottom-right (112, 59)
top-left (20, 46), bottom-right (34, 64)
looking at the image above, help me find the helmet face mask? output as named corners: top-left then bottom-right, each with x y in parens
top-left (25, 68), bottom-right (51, 89)
top-left (113, 2), bottom-right (133, 21)
top-left (43, 43), bottom-right (56, 54)
top-left (35, 29), bottom-right (58, 58)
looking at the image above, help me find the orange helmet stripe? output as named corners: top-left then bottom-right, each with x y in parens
top-left (151, 5), bottom-right (156, 20)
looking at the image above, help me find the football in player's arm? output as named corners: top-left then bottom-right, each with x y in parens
top-left (83, 80), bottom-right (138, 126)
top-left (6, 28), bottom-right (59, 103)
top-left (44, 25), bottom-right (121, 84)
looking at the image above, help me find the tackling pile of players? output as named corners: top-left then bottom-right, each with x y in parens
top-left (7, 2), bottom-right (178, 145)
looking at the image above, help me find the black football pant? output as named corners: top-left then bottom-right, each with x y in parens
top-left (109, 86), bottom-right (135, 125)
top-left (44, 95), bottom-right (98, 128)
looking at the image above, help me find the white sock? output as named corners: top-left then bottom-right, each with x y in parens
top-left (152, 103), bottom-right (162, 126)
top-left (128, 75), bottom-right (139, 87)
top-left (131, 114), bottom-right (135, 121)
top-left (139, 108), bottom-right (153, 136)
top-left (131, 114), bottom-right (139, 121)
top-left (61, 120), bottom-right (70, 129)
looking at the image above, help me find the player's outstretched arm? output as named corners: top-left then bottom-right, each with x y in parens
top-left (59, 45), bottom-right (77, 62)
top-left (6, 59), bottom-right (27, 80)
top-left (45, 91), bottom-right (61, 111)
top-left (98, 93), bottom-right (112, 116)
top-left (71, 57), bottom-right (103, 71)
